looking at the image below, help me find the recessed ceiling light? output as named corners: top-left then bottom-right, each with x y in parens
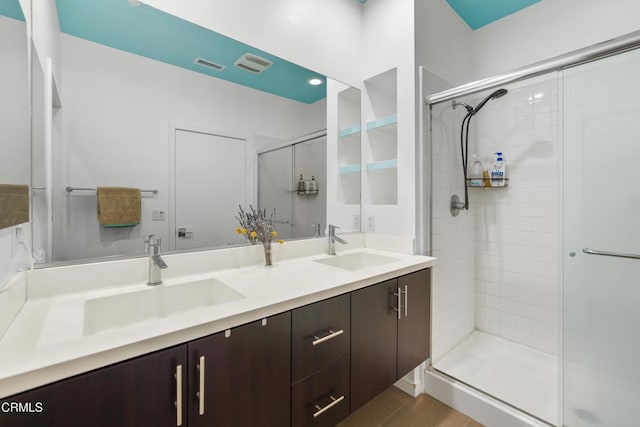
top-left (307, 77), bottom-right (323, 86)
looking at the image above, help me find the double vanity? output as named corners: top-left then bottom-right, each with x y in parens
top-left (0, 235), bottom-right (435, 426)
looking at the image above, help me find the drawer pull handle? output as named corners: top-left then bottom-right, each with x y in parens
top-left (197, 356), bottom-right (205, 415)
top-left (403, 285), bottom-right (408, 317)
top-left (175, 364), bottom-right (183, 426)
top-left (312, 329), bottom-right (344, 346)
top-left (313, 394), bottom-right (345, 418)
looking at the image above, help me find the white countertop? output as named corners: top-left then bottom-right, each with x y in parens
top-left (0, 243), bottom-right (435, 398)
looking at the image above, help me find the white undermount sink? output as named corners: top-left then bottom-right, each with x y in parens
top-left (83, 278), bottom-right (244, 335)
top-left (314, 251), bottom-right (401, 271)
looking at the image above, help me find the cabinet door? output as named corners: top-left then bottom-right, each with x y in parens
top-left (397, 269), bottom-right (431, 378)
top-left (188, 312), bottom-right (291, 427)
top-left (350, 279), bottom-right (398, 412)
top-left (0, 345), bottom-right (187, 427)
top-left (292, 294), bottom-right (350, 382)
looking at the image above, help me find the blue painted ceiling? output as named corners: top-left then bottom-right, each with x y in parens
top-left (0, 0), bottom-right (25, 21)
top-left (53, 0), bottom-right (326, 104)
top-left (445, 0), bottom-right (542, 30)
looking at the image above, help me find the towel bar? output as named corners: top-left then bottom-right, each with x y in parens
top-left (66, 186), bottom-right (158, 195)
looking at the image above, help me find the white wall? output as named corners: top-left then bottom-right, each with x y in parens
top-left (415, 0), bottom-right (474, 88)
top-left (58, 34), bottom-right (325, 261)
top-left (140, 0), bottom-right (363, 86)
top-left (473, 0), bottom-right (640, 79)
top-left (29, 0), bottom-right (61, 82)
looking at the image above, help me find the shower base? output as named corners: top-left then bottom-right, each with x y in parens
top-left (433, 331), bottom-right (558, 425)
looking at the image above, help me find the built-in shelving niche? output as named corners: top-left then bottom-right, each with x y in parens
top-left (364, 68), bottom-right (397, 205)
top-left (337, 86), bottom-right (362, 206)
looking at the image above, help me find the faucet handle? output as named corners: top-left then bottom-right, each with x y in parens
top-left (310, 224), bottom-right (324, 237)
top-left (328, 224), bottom-right (340, 234)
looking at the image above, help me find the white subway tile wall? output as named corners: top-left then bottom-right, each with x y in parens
top-left (431, 74), bottom-right (559, 360)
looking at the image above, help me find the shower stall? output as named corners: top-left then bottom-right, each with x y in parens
top-left (424, 32), bottom-right (640, 427)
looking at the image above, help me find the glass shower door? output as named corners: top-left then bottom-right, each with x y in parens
top-left (562, 47), bottom-right (640, 426)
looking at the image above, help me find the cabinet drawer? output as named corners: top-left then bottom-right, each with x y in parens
top-left (292, 356), bottom-right (350, 427)
top-left (292, 294), bottom-right (350, 382)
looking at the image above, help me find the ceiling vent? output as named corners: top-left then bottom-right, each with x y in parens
top-left (234, 53), bottom-right (273, 73)
top-left (194, 57), bottom-right (225, 72)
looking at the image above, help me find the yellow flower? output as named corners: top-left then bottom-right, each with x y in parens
top-left (278, 239), bottom-right (284, 244)
top-left (235, 227), bottom-right (242, 234)
top-left (241, 228), bottom-right (248, 235)
top-left (250, 231), bottom-right (257, 238)
top-left (272, 231), bottom-right (278, 237)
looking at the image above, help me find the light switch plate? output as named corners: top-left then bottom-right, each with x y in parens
top-left (152, 208), bottom-right (166, 221)
top-left (353, 214), bottom-right (361, 230)
top-left (367, 214), bottom-right (375, 232)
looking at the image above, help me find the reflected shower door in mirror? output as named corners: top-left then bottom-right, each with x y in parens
top-left (258, 133), bottom-right (327, 240)
top-left (33, 0), bottom-right (360, 265)
top-left (0, 3), bottom-right (29, 231)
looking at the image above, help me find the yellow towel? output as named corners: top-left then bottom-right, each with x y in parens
top-left (0, 184), bottom-right (29, 229)
top-left (97, 187), bottom-right (141, 227)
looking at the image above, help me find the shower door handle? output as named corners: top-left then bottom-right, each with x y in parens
top-left (582, 248), bottom-right (640, 260)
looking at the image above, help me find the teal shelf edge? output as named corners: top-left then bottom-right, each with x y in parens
top-left (339, 125), bottom-right (361, 137)
top-left (339, 164), bottom-right (361, 174)
top-left (366, 114), bottom-right (397, 131)
top-left (366, 159), bottom-right (398, 171)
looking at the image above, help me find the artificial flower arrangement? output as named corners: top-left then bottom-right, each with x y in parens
top-left (235, 205), bottom-right (283, 266)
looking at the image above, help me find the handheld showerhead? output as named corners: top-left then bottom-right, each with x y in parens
top-left (471, 88), bottom-right (508, 116)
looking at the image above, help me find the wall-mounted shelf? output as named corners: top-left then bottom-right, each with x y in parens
top-left (366, 159), bottom-right (397, 171)
top-left (339, 125), bottom-right (361, 138)
top-left (466, 178), bottom-right (509, 188)
top-left (339, 164), bottom-right (362, 174)
top-left (366, 114), bottom-right (397, 131)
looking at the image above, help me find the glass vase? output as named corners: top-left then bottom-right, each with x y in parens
top-left (262, 240), bottom-right (272, 266)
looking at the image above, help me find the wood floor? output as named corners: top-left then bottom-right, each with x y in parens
top-left (338, 387), bottom-right (484, 427)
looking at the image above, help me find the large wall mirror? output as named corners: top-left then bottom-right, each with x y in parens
top-left (0, 1), bottom-right (29, 231)
top-left (34, 0), bottom-right (361, 265)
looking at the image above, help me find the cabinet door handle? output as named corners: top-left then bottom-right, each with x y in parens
top-left (393, 287), bottom-right (402, 319)
top-left (197, 355), bottom-right (206, 415)
top-left (312, 329), bottom-right (344, 346)
top-left (175, 364), bottom-right (183, 426)
top-left (403, 285), bottom-right (408, 317)
top-left (313, 394), bottom-right (345, 418)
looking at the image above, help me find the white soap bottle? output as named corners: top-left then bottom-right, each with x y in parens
top-left (469, 154), bottom-right (485, 187)
top-left (490, 152), bottom-right (506, 187)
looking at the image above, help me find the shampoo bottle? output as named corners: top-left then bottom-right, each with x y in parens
top-left (310, 176), bottom-right (318, 193)
top-left (469, 155), bottom-right (485, 187)
top-left (297, 174), bottom-right (305, 194)
top-left (490, 152), bottom-right (506, 187)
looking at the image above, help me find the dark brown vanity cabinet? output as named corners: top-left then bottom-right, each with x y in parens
top-left (0, 344), bottom-right (188, 427)
top-left (0, 268), bottom-right (431, 426)
top-left (350, 269), bottom-right (431, 411)
top-left (188, 312), bottom-right (291, 427)
top-left (0, 313), bottom-right (291, 427)
top-left (291, 294), bottom-right (351, 426)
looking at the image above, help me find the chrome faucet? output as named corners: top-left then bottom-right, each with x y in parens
top-left (328, 224), bottom-right (348, 255)
top-left (147, 235), bottom-right (167, 285)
